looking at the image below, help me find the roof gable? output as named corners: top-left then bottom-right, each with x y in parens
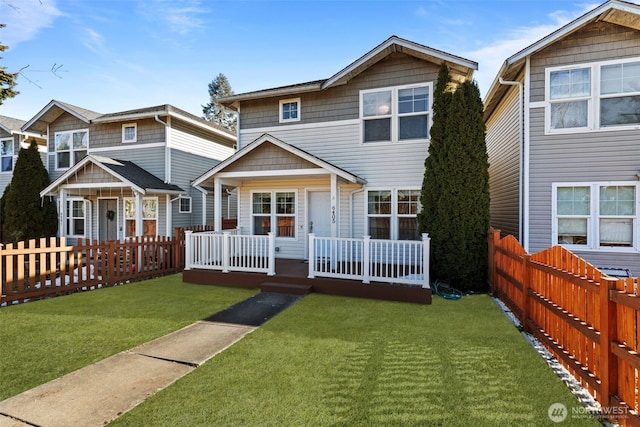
top-left (23, 100), bottom-right (102, 135)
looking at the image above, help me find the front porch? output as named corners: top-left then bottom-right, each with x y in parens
top-left (182, 231), bottom-right (432, 304)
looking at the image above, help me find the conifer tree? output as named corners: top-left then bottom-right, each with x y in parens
top-left (0, 26), bottom-right (18, 105)
top-left (202, 73), bottom-right (237, 132)
top-left (3, 140), bottom-right (58, 243)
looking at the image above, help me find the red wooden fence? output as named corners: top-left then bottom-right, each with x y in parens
top-left (489, 229), bottom-right (640, 425)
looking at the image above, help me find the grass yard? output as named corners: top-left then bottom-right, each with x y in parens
top-left (0, 274), bottom-right (256, 400)
top-left (110, 292), bottom-right (599, 426)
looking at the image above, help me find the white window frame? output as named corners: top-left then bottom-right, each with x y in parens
top-left (366, 188), bottom-right (421, 240)
top-left (123, 196), bottom-right (158, 237)
top-left (66, 198), bottom-right (86, 238)
top-left (54, 129), bottom-right (88, 170)
top-left (360, 83), bottom-right (432, 144)
top-left (250, 190), bottom-right (297, 239)
top-left (545, 57), bottom-right (640, 134)
top-left (552, 182), bottom-right (639, 252)
top-left (279, 98), bottom-right (301, 123)
top-left (179, 197), bottom-right (192, 214)
top-left (0, 137), bottom-right (14, 173)
top-left (122, 123), bottom-right (137, 143)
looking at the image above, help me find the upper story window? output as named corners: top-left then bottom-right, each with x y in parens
top-left (0, 138), bottom-right (13, 172)
top-left (122, 123), bottom-right (137, 143)
top-left (361, 83), bottom-right (431, 143)
top-left (554, 182), bottom-right (637, 251)
top-left (279, 98), bottom-right (300, 123)
top-left (546, 58), bottom-right (640, 133)
top-left (55, 130), bottom-right (88, 170)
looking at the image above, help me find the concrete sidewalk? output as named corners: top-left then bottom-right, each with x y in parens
top-left (0, 321), bottom-right (255, 427)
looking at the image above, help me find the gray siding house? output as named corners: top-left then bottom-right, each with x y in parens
top-left (193, 36), bottom-right (477, 260)
top-left (21, 100), bottom-right (236, 242)
top-left (485, 0), bottom-right (640, 274)
top-left (0, 115), bottom-right (46, 195)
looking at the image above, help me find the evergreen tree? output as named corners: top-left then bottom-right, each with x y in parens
top-left (419, 65), bottom-right (490, 292)
top-left (202, 73), bottom-right (237, 132)
top-left (0, 26), bottom-right (19, 105)
top-left (3, 140), bottom-right (58, 243)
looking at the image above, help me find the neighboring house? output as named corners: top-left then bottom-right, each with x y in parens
top-left (0, 115), bottom-right (46, 195)
top-left (193, 36), bottom-right (477, 261)
top-left (21, 100), bottom-right (235, 243)
top-left (484, 0), bottom-right (640, 274)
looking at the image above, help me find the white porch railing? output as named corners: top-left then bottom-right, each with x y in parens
top-left (184, 229), bottom-right (275, 275)
top-left (308, 233), bottom-right (430, 288)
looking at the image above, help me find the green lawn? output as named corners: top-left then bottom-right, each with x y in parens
top-left (111, 292), bottom-right (599, 426)
top-left (0, 274), bottom-right (256, 400)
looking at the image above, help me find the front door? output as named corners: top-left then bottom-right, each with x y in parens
top-left (99, 198), bottom-right (118, 241)
top-left (307, 191), bottom-right (331, 259)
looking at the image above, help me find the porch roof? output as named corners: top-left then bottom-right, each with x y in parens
top-left (40, 155), bottom-right (184, 197)
top-left (192, 133), bottom-right (367, 187)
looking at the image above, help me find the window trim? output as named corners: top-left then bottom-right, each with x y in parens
top-left (545, 57), bottom-right (640, 134)
top-left (122, 123), bottom-right (137, 143)
top-left (123, 196), bottom-right (158, 237)
top-left (279, 98), bottom-right (301, 123)
top-left (250, 190), bottom-right (298, 239)
top-left (366, 188), bottom-right (422, 240)
top-left (66, 198), bottom-right (86, 238)
top-left (54, 129), bottom-right (88, 171)
top-left (552, 182), bottom-right (639, 252)
top-left (360, 83), bottom-right (432, 144)
top-left (0, 137), bottom-right (14, 173)
top-left (178, 197), bottom-right (192, 214)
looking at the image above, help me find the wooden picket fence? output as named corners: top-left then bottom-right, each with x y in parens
top-left (0, 235), bottom-right (184, 306)
top-left (489, 228), bottom-right (640, 425)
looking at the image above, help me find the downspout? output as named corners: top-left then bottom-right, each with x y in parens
top-left (498, 77), bottom-right (524, 244)
top-left (155, 115), bottom-right (171, 184)
top-left (349, 186), bottom-right (365, 238)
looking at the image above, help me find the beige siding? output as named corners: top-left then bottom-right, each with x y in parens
top-left (89, 118), bottom-right (165, 149)
top-left (486, 83), bottom-right (521, 238)
top-left (225, 142), bottom-right (317, 172)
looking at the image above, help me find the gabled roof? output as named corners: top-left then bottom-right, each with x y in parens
top-left (484, 0), bottom-right (640, 119)
top-left (0, 115), bottom-right (26, 134)
top-left (41, 155), bottom-right (184, 197)
top-left (192, 133), bottom-right (367, 187)
top-left (219, 36), bottom-right (478, 107)
top-left (23, 100), bottom-right (102, 135)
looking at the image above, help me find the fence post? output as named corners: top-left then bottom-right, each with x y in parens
top-left (222, 231), bottom-right (230, 273)
top-left (522, 254), bottom-right (531, 332)
top-left (106, 240), bottom-right (115, 286)
top-left (308, 233), bottom-right (315, 279)
top-left (488, 228), bottom-right (500, 293)
top-left (600, 276), bottom-right (618, 415)
top-left (363, 235), bottom-right (371, 284)
top-left (267, 232), bottom-right (275, 276)
top-left (184, 231), bottom-right (193, 270)
top-left (422, 233), bottom-right (430, 289)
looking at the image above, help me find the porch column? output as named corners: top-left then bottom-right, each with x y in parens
top-left (214, 177), bottom-right (222, 231)
top-left (134, 191), bottom-right (143, 236)
top-left (59, 189), bottom-right (67, 237)
top-left (165, 194), bottom-right (171, 237)
top-left (330, 173), bottom-right (338, 237)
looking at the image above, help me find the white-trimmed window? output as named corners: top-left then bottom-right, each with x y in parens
top-left (251, 191), bottom-right (296, 237)
top-left (179, 197), bottom-right (192, 213)
top-left (361, 83), bottom-right (431, 143)
top-left (124, 197), bottom-right (158, 237)
top-left (279, 98), bottom-right (300, 123)
top-left (122, 123), bottom-right (137, 143)
top-left (66, 198), bottom-right (86, 237)
top-left (0, 138), bottom-right (13, 172)
top-left (554, 183), bottom-right (638, 250)
top-left (367, 189), bottom-right (421, 240)
top-left (55, 130), bottom-right (88, 169)
top-left (546, 58), bottom-right (640, 133)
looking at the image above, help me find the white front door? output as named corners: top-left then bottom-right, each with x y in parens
top-left (307, 191), bottom-right (331, 258)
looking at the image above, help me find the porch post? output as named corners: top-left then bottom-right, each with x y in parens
top-left (184, 230), bottom-right (193, 270)
top-left (363, 235), bottom-right (371, 284)
top-left (59, 189), bottom-right (67, 237)
top-left (267, 232), bottom-right (275, 276)
top-left (214, 177), bottom-right (222, 232)
top-left (165, 194), bottom-right (171, 237)
top-left (422, 233), bottom-right (430, 289)
top-left (330, 173), bottom-right (338, 237)
top-left (134, 191), bottom-right (143, 236)
top-left (307, 233), bottom-right (315, 279)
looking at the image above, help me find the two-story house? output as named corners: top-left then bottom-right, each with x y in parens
top-left (0, 115), bottom-right (46, 194)
top-left (21, 100), bottom-right (235, 243)
top-left (485, 0), bottom-right (640, 275)
top-left (193, 36), bottom-right (477, 261)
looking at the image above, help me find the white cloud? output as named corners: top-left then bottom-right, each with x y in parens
top-left (138, 0), bottom-right (209, 35)
top-left (82, 28), bottom-right (106, 54)
top-left (0, 0), bottom-right (63, 46)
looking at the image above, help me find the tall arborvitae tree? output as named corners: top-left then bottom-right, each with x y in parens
top-left (202, 73), bottom-right (237, 132)
top-left (3, 140), bottom-right (58, 243)
top-left (419, 65), bottom-right (490, 292)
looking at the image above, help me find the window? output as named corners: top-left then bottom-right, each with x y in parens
top-left (66, 199), bottom-right (85, 237)
top-left (0, 138), bottom-right (13, 172)
top-left (554, 183), bottom-right (637, 250)
top-left (361, 84), bottom-right (431, 143)
top-left (124, 197), bottom-right (157, 237)
top-left (279, 98), bottom-right (300, 123)
top-left (55, 130), bottom-right (88, 169)
top-left (122, 123), bottom-right (137, 143)
top-left (252, 191), bottom-right (296, 237)
top-left (367, 189), bottom-right (421, 240)
top-left (546, 58), bottom-right (640, 132)
top-left (179, 197), bottom-right (192, 213)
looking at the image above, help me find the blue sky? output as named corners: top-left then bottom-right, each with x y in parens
top-left (0, 0), bottom-right (618, 120)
